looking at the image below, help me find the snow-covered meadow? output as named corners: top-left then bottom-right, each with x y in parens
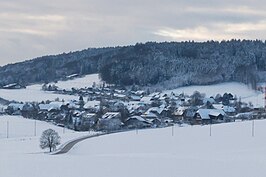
top-left (0, 116), bottom-right (77, 139)
top-left (1, 73), bottom-right (266, 177)
top-left (1, 115), bottom-right (266, 177)
top-left (0, 84), bottom-right (78, 102)
top-left (0, 73), bottom-right (263, 107)
top-left (164, 82), bottom-right (264, 107)
top-left (53, 73), bottom-right (102, 89)
top-left (0, 116), bottom-right (90, 153)
top-left (0, 74), bottom-right (102, 102)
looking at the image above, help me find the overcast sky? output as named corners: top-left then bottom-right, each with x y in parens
top-left (0, 0), bottom-right (266, 66)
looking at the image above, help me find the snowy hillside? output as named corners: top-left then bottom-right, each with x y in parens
top-left (0, 73), bottom-right (101, 102)
top-left (53, 73), bottom-right (102, 89)
top-left (164, 82), bottom-right (264, 107)
top-left (0, 116), bottom-right (74, 139)
top-left (0, 116), bottom-right (89, 140)
top-left (0, 84), bottom-right (78, 102)
top-left (0, 115), bottom-right (93, 157)
top-left (1, 118), bottom-right (266, 177)
top-left (0, 77), bottom-right (263, 109)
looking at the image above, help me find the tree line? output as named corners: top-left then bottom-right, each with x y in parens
top-left (1, 40), bottom-right (266, 89)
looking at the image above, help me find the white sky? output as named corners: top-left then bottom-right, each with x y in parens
top-left (0, 0), bottom-right (266, 66)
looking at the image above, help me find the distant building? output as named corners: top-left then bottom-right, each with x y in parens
top-left (194, 109), bottom-right (226, 124)
top-left (2, 83), bottom-right (26, 89)
top-left (124, 116), bottom-right (151, 129)
top-left (97, 112), bottom-right (123, 131)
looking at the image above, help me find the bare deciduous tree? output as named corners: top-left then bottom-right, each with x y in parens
top-left (40, 129), bottom-right (61, 152)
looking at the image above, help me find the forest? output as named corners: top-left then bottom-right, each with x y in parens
top-left (0, 40), bottom-right (266, 89)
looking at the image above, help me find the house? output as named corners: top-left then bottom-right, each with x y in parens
top-left (141, 108), bottom-right (164, 127)
top-left (39, 104), bottom-right (51, 111)
top-left (113, 93), bottom-right (127, 100)
top-left (113, 101), bottom-right (125, 111)
top-left (213, 104), bottom-right (236, 116)
top-left (129, 95), bottom-right (141, 101)
top-left (97, 112), bottom-right (123, 131)
top-left (124, 116), bottom-right (151, 129)
top-left (0, 105), bottom-right (7, 115)
top-left (203, 97), bottom-right (216, 104)
top-left (39, 101), bottom-right (64, 112)
top-left (2, 83), bottom-right (26, 89)
top-left (183, 106), bottom-right (198, 122)
top-left (141, 112), bottom-right (158, 120)
top-left (194, 109), bottom-right (226, 124)
top-left (149, 92), bottom-right (161, 98)
top-left (143, 105), bottom-right (167, 118)
top-left (235, 112), bottom-right (253, 120)
top-left (141, 105), bottom-right (165, 120)
top-left (151, 118), bottom-right (162, 127)
top-left (66, 73), bottom-right (79, 79)
top-left (6, 103), bottom-right (25, 115)
top-left (21, 103), bottom-right (38, 118)
top-left (126, 101), bottom-right (147, 115)
top-left (65, 101), bottom-right (79, 110)
top-left (134, 90), bottom-right (145, 96)
top-left (173, 106), bottom-right (187, 121)
top-left (140, 96), bottom-right (153, 105)
top-left (83, 101), bottom-right (100, 112)
top-left (161, 117), bottom-right (174, 125)
top-left (115, 89), bottom-right (126, 94)
top-left (78, 113), bottom-right (98, 131)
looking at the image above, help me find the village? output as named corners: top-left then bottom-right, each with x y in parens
top-left (2, 80), bottom-right (266, 133)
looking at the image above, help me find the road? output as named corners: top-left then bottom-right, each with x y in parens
top-left (52, 133), bottom-right (107, 155)
top-left (52, 130), bottom-right (126, 155)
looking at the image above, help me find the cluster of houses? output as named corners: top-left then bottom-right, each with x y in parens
top-left (3, 84), bottom-right (266, 132)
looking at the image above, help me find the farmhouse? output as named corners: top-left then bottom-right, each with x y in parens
top-left (194, 109), bottom-right (226, 124)
top-left (97, 112), bottom-right (123, 131)
top-left (124, 116), bottom-right (151, 129)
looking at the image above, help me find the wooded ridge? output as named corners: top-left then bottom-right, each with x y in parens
top-left (1, 40), bottom-right (265, 89)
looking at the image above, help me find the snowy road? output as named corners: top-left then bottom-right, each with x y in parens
top-left (52, 132), bottom-right (106, 155)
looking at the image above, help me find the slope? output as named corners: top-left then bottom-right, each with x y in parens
top-left (1, 119), bottom-right (266, 177)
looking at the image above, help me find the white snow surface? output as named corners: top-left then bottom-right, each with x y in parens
top-left (0, 76), bottom-right (262, 107)
top-left (0, 73), bottom-right (101, 102)
top-left (0, 115), bottom-right (88, 140)
top-left (0, 84), bottom-right (78, 102)
top-left (164, 82), bottom-right (264, 107)
top-left (1, 115), bottom-right (266, 177)
top-left (53, 73), bottom-right (102, 89)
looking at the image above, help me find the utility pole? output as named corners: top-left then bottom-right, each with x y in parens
top-left (172, 124), bottom-right (174, 136)
top-left (7, 120), bottom-right (9, 138)
top-left (209, 123), bottom-right (212, 137)
top-left (252, 119), bottom-right (255, 137)
top-left (264, 86), bottom-right (266, 110)
top-left (34, 120), bottom-right (37, 136)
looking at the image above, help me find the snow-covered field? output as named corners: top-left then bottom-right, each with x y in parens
top-left (1, 116), bottom-right (266, 177)
top-left (0, 74), bottom-right (102, 102)
top-left (54, 73), bottom-right (102, 89)
top-left (0, 84), bottom-right (78, 102)
top-left (0, 116), bottom-right (90, 151)
top-left (0, 72), bottom-right (263, 107)
top-left (164, 82), bottom-right (264, 107)
top-left (0, 116), bottom-right (77, 139)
